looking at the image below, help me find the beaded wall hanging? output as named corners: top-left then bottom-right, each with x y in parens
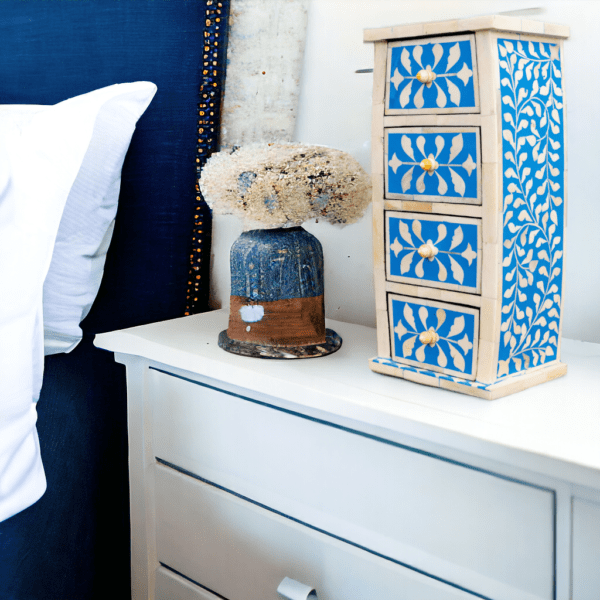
top-left (185, 0), bottom-right (231, 315)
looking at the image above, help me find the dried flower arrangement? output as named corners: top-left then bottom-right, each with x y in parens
top-left (199, 143), bottom-right (371, 228)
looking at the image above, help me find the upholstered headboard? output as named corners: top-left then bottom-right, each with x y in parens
top-left (1, 1), bottom-right (228, 327)
top-left (0, 2), bottom-right (229, 598)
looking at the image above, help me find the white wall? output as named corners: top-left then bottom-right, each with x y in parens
top-left (212, 0), bottom-right (600, 344)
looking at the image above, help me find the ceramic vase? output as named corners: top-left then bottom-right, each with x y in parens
top-left (218, 226), bottom-right (341, 358)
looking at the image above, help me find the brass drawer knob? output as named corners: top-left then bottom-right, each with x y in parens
top-left (418, 241), bottom-right (438, 259)
top-left (416, 67), bottom-right (436, 84)
top-left (419, 157), bottom-right (439, 172)
top-left (419, 328), bottom-right (440, 346)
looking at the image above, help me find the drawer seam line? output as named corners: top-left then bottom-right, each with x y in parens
top-left (160, 562), bottom-right (230, 600)
top-left (150, 367), bottom-right (555, 493)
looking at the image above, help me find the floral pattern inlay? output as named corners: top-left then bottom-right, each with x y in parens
top-left (388, 214), bottom-right (479, 289)
top-left (388, 38), bottom-right (476, 110)
top-left (372, 358), bottom-right (489, 390)
top-left (390, 297), bottom-right (476, 377)
top-left (498, 38), bottom-right (564, 378)
top-left (387, 131), bottom-right (478, 199)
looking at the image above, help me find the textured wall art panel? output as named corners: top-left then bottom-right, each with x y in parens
top-left (498, 37), bottom-right (565, 379)
top-left (219, 0), bottom-right (309, 149)
top-left (386, 35), bottom-right (479, 113)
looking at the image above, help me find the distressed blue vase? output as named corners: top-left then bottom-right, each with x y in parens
top-left (219, 226), bottom-right (342, 358)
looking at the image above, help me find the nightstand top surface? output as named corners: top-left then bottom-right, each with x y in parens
top-left (363, 14), bottom-right (569, 43)
top-left (95, 310), bottom-right (600, 486)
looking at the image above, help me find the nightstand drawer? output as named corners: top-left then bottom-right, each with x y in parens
top-left (385, 35), bottom-right (479, 115)
top-left (386, 211), bottom-right (481, 293)
top-left (385, 127), bottom-right (481, 204)
top-left (387, 294), bottom-right (480, 379)
top-left (150, 369), bottom-right (554, 600)
top-left (572, 498), bottom-right (600, 599)
top-left (156, 566), bottom-right (221, 600)
top-left (155, 463), bottom-right (475, 600)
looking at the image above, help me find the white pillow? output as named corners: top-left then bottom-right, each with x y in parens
top-left (0, 83), bottom-right (156, 356)
top-left (0, 82), bottom-right (157, 522)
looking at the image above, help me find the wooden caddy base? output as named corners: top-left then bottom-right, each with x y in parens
top-left (369, 358), bottom-right (568, 400)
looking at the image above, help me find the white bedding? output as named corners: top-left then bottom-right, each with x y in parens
top-left (0, 82), bottom-right (156, 522)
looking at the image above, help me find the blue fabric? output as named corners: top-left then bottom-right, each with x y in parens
top-left (0, 337), bottom-right (130, 600)
top-left (0, 0), bottom-right (212, 332)
top-left (0, 1), bottom-right (227, 597)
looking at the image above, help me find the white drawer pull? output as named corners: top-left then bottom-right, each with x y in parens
top-left (277, 576), bottom-right (318, 599)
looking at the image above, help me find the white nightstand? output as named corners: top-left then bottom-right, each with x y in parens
top-left (95, 309), bottom-right (600, 600)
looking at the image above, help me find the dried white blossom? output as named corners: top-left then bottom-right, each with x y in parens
top-left (199, 143), bottom-right (371, 228)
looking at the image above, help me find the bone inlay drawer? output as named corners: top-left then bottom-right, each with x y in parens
top-left (387, 294), bottom-right (480, 379)
top-left (151, 368), bottom-right (554, 600)
top-left (386, 211), bottom-right (482, 294)
top-left (385, 34), bottom-right (480, 114)
top-left (385, 128), bottom-right (481, 204)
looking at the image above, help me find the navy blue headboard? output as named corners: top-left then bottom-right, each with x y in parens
top-left (0, 2), bottom-right (229, 598)
top-left (1, 0), bottom-right (227, 329)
